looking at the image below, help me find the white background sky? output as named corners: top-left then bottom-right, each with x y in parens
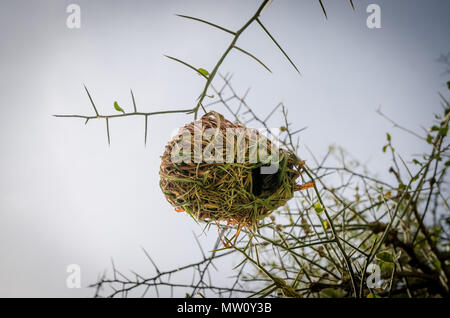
top-left (0, 0), bottom-right (449, 297)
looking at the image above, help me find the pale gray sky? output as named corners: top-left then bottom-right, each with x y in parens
top-left (0, 0), bottom-right (449, 297)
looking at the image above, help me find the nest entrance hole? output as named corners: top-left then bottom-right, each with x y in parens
top-left (251, 164), bottom-right (281, 197)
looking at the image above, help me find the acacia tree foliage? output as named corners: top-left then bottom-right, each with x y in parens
top-left (89, 75), bottom-right (450, 298)
top-left (56, 1), bottom-right (450, 298)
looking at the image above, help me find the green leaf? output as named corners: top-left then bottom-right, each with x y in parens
top-left (376, 251), bottom-right (394, 263)
top-left (386, 133), bottom-right (391, 142)
top-left (426, 134), bottom-right (433, 144)
top-left (114, 101), bottom-right (125, 114)
top-left (447, 81), bottom-right (450, 90)
top-left (430, 125), bottom-right (440, 132)
top-left (380, 261), bottom-right (394, 273)
top-left (434, 260), bottom-right (441, 271)
top-left (413, 159), bottom-right (421, 165)
top-left (444, 160), bottom-right (450, 167)
top-left (367, 292), bottom-right (381, 298)
top-left (197, 68), bottom-right (209, 77)
top-left (382, 145), bottom-right (388, 153)
top-left (314, 203), bottom-right (323, 214)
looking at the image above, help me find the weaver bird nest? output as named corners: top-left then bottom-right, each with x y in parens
top-left (159, 111), bottom-right (310, 229)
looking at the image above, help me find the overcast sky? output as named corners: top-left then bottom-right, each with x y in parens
top-left (0, 0), bottom-right (449, 297)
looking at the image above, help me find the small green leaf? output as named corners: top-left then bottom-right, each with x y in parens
top-left (426, 134), bottom-right (433, 144)
top-left (434, 260), bottom-right (442, 271)
top-left (197, 68), bottom-right (209, 77)
top-left (114, 101), bottom-right (125, 114)
top-left (430, 125), bottom-right (440, 132)
top-left (380, 261), bottom-right (394, 273)
top-left (382, 145), bottom-right (388, 153)
top-left (367, 292), bottom-right (381, 298)
top-left (386, 133), bottom-right (391, 142)
top-left (376, 251), bottom-right (394, 263)
top-left (314, 203), bottom-right (323, 214)
top-left (444, 160), bottom-right (450, 167)
top-left (447, 81), bottom-right (450, 90)
top-left (413, 159), bottom-right (421, 165)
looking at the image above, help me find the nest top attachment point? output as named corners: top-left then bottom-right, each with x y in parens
top-left (159, 111), bottom-right (309, 229)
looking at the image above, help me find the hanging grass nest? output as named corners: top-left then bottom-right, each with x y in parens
top-left (159, 111), bottom-right (309, 229)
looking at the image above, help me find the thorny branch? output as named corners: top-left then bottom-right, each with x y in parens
top-left (54, 0), bottom-right (301, 145)
top-left (91, 75), bottom-right (450, 298)
top-left (54, 1), bottom-right (450, 298)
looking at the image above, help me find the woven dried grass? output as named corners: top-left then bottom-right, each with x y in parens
top-left (159, 111), bottom-right (306, 229)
